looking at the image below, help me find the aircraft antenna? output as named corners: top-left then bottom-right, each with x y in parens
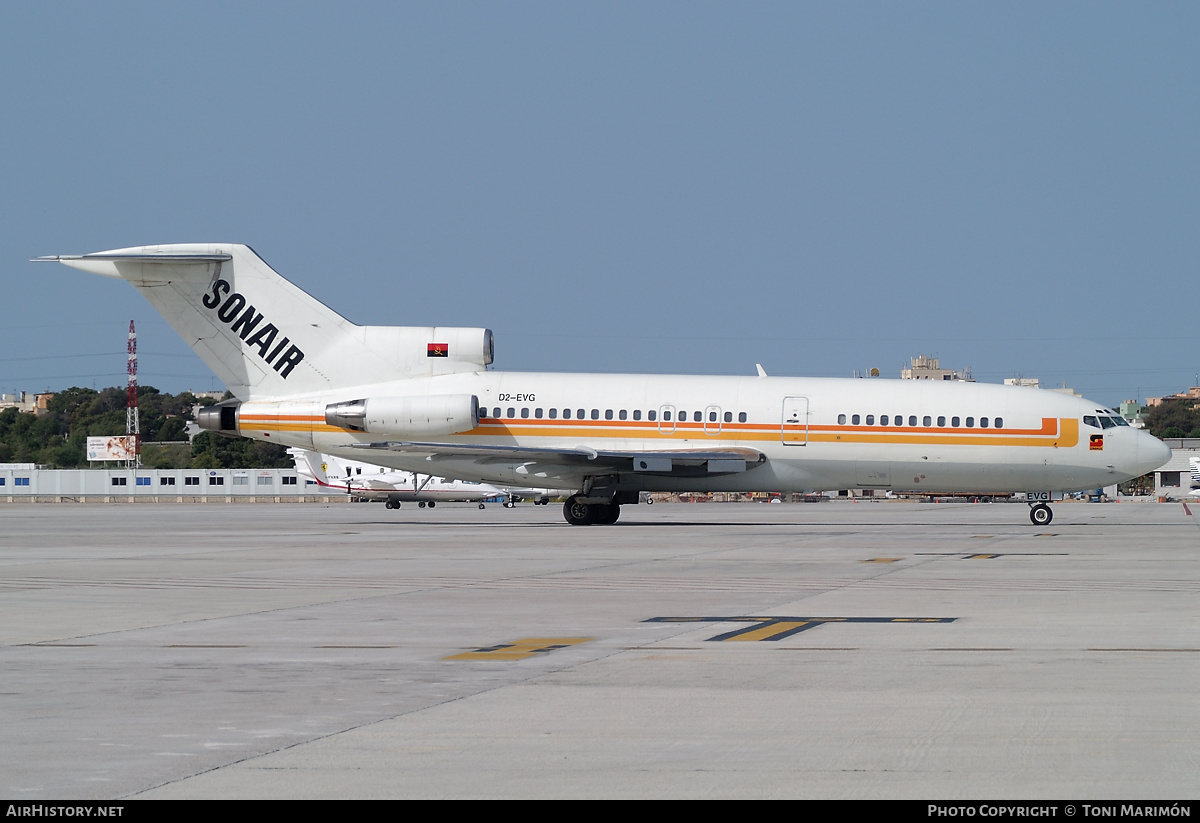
top-left (126, 320), bottom-right (140, 468)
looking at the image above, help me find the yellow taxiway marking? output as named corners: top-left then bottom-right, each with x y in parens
top-left (446, 637), bottom-right (593, 661)
top-left (721, 621), bottom-right (812, 641)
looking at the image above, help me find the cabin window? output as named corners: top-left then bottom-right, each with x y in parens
top-left (577, 409), bottom-right (585, 419)
top-left (980, 417), bottom-right (988, 428)
top-left (678, 411), bottom-right (687, 422)
top-left (535, 408), bottom-right (543, 418)
top-left (995, 417), bottom-right (1003, 428)
top-left (605, 409), bottom-right (613, 420)
top-left (952, 416), bottom-right (960, 427)
top-left (923, 416), bottom-right (931, 426)
top-left (695, 411), bottom-right (703, 422)
top-left (633, 410), bottom-right (642, 420)
top-left (478, 408), bottom-right (488, 419)
top-left (852, 414), bottom-right (861, 425)
top-left (549, 408), bottom-right (557, 419)
top-left (591, 409), bottom-right (600, 420)
top-left (895, 415), bottom-right (903, 426)
top-left (937, 416), bottom-right (946, 427)
top-left (865, 415), bottom-right (875, 425)
top-left (518, 408), bottom-right (527, 418)
top-left (506, 408), bottom-right (515, 418)
top-left (562, 408), bottom-right (571, 419)
top-left (663, 410), bottom-right (672, 421)
top-left (838, 414), bottom-right (846, 424)
top-left (619, 410), bottom-right (627, 420)
top-left (908, 416), bottom-right (918, 427)
top-left (966, 417), bottom-right (975, 427)
top-left (709, 411), bottom-right (717, 422)
top-left (739, 412), bottom-right (747, 423)
top-left (649, 410), bottom-right (657, 421)
top-left (491, 407), bottom-right (500, 418)
top-left (724, 411), bottom-right (732, 423)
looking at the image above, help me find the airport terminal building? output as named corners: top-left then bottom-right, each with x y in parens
top-left (0, 464), bottom-right (337, 502)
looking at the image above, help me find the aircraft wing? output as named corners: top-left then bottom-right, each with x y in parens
top-left (350, 441), bottom-right (766, 476)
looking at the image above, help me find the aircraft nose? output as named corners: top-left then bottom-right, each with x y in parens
top-left (1136, 431), bottom-right (1172, 476)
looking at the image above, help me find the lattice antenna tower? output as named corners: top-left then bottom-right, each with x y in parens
top-left (126, 320), bottom-right (140, 468)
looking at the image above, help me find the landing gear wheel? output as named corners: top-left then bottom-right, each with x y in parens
top-left (427, 501), bottom-right (436, 508)
top-left (1029, 503), bottom-right (1053, 526)
top-left (504, 501), bottom-right (516, 509)
top-left (385, 501), bottom-right (396, 509)
top-left (597, 503), bottom-right (621, 524)
top-left (418, 501), bottom-right (426, 508)
top-left (479, 503), bottom-right (486, 509)
top-left (563, 495), bottom-right (594, 526)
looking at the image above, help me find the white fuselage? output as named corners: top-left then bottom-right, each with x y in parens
top-left (245, 372), bottom-right (1168, 496)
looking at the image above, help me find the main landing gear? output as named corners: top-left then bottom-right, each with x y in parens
top-left (1029, 503), bottom-right (1053, 526)
top-left (563, 495), bottom-right (621, 526)
top-left (417, 500), bottom-right (436, 508)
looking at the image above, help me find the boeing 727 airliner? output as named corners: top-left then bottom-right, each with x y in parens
top-left (37, 244), bottom-right (1171, 526)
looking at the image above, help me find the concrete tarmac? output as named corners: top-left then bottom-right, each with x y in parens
top-left (1, 500), bottom-right (1196, 799)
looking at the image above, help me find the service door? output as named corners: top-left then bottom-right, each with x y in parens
top-left (782, 396), bottom-right (808, 445)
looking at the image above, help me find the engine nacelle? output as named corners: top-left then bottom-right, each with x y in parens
top-left (325, 394), bottom-right (479, 437)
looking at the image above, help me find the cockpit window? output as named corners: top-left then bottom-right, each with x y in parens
top-left (1113, 416), bottom-right (1129, 426)
top-left (1100, 416), bottom-right (1117, 429)
top-left (1083, 416), bottom-right (1099, 428)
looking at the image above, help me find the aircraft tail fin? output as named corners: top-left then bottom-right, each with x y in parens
top-left (288, 448), bottom-right (331, 485)
top-left (37, 244), bottom-right (494, 400)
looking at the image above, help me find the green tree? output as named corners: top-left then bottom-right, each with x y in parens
top-left (1143, 400), bottom-right (1200, 438)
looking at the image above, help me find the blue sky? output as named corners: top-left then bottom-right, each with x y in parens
top-left (2, 2), bottom-right (1196, 405)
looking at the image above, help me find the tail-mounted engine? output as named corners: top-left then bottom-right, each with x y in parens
top-left (195, 399), bottom-right (241, 434)
top-left (325, 394), bottom-right (479, 437)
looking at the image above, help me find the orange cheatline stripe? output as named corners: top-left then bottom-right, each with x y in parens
top-left (237, 416), bottom-right (1078, 449)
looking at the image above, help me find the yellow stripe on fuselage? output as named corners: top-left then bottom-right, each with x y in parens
top-left (238, 414), bottom-right (1079, 449)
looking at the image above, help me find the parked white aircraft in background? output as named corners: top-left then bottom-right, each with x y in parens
top-left (39, 244), bottom-right (1172, 526)
top-left (289, 447), bottom-right (558, 508)
top-left (290, 447), bottom-right (504, 508)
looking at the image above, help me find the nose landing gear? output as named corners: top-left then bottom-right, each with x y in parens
top-left (1029, 503), bottom-right (1053, 526)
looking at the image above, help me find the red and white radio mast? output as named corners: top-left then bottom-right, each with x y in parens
top-left (126, 320), bottom-right (140, 468)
